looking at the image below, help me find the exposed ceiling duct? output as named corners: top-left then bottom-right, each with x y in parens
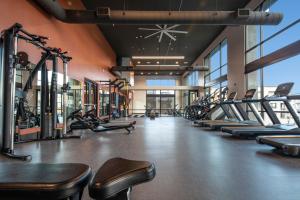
top-left (34, 0), bottom-right (283, 25)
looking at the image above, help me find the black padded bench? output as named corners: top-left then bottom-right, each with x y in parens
top-left (89, 158), bottom-right (156, 200)
top-left (0, 163), bottom-right (92, 200)
top-left (0, 158), bottom-right (156, 200)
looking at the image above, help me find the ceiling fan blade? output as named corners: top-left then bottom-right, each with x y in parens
top-left (158, 31), bottom-right (164, 43)
top-left (163, 25), bottom-right (167, 29)
top-left (164, 31), bottom-right (176, 41)
top-left (144, 31), bottom-right (161, 39)
top-left (156, 25), bottom-right (163, 29)
top-left (166, 24), bottom-right (180, 30)
top-left (167, 30), bottom-right (188, 34)
top-left (138, 28), bottom-right (161, 31)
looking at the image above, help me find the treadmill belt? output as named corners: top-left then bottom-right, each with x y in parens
top-left (257, 136), bottom-right (300, 156)
top-left (258, 136), bottom-right (300, 146)
top-left (208, 122), bottom-right (257, 130)
top-left (262, 137), bottom-right (300, 144)
top-left (222, 127), bottom-right (300, 137)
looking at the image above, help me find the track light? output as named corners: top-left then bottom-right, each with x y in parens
top-left (136, 65), bottom-right (180, 67)
top-left (132, 56), bottom-right (185, 60)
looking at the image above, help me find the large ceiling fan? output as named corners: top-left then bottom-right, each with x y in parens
top-left (138, 25), bottom-right (188, 43)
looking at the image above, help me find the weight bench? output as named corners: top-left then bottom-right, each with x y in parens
top-left (89, 158), bottom-right (156, 200)
top-left (0, 163), bottom-right (92, 200)
top-left (0, 158), bottom-right (156, 200)
top-left (92, 123), bottom-right (135, 134)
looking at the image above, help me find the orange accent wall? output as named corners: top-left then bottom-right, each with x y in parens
top-left (0, 0), bottom-right (116, 81)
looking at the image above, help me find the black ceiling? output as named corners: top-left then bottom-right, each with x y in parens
top-left (82, 0), bottom-right (250, 75)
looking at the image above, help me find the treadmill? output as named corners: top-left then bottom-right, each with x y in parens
top-left (256, 94), bottom-right (300, 156)
top-left (204, 89), bottom-right (262, 130)
top-left (195, 91), bottom-right (238, 127)
top-left (194, 87), bottom-right (228, 125)
top-left (222, 82), bottom-right (300, 138)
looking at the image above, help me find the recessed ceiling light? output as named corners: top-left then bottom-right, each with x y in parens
top-left (155, 72), bottom-right (158, 75)
top-left (175, 61), bottom-right (179, 64)
top-left (137, 61), bottom-right (141, 64)
top-left (136, 36), bottom-right (138, 39)
top-left (136, 65), bottom-right (180, 67)
top-left (148, 72), bottom-right (151, 75)
top-left (140, 72), bottom-right (144, 75)
top-left (176, 72), bottom-right (180, 75)
top-left (184, 61), bottom-right (188, 64)
top-left (156, 61), bottom-right (160, 64)
top-left (169, 72), bottom-right (173, 75)
top-left (132, 56), bottom-right (185, 60)
top-left (146, 61), bottom-right (151, 64)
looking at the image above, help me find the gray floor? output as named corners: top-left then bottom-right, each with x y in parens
top-left (2, 117), bottom-right (300, 200)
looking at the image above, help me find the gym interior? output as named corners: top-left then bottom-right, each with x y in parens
top-left (0, 0), bottom-right (299, 200)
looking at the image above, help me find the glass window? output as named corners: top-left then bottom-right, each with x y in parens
top-left (246, 0), bottom-right (300, 60)
top-left (37, 70), bottom-right (67, 86)
top-left (146, 79), bottom-right (176, 86)
top-left (210, 48), bottom-right (221, 72)
top-left (186, 71), bottom-right (199, 86)
top-left (221, 40), bottom-right (228, 66)
top-left (263, 54), bottom-right (300, 94)
top-left (204, 39), bottom-right (228, 96)
top-left (262, 23), bottom-right (300, 56)
top-left (246, 0), bottom-right (300, 123)
top-left (221, 64), bottom-right (228, 76)
top-left (261, 0), bottom-right (300, 40)
top-left (146, 90), bottom-right (160, 95)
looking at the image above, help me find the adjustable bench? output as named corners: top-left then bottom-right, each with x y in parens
top-left (0, 163), bottom-right (92, 200)
top-left (89, 158), bottom-right (156, 200)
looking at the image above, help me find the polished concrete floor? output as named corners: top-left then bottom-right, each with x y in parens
top-left (1, 117), bottom-right (300, 200)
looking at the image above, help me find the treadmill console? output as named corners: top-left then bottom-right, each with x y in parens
top-left (244, 89), bottom-right (256, 99)
top-left (227, 92), bottom-right (237, 100)
top-left (274, 82), bottom-right (294, 97)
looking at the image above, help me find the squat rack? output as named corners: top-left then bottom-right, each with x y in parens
top-left (97, 79), bottom-right (129, 120)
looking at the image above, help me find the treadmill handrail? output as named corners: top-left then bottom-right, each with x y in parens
top-left (264, 96), bottom-right (288, 101)
top-left (287, 95), bottom-right (300, 100)
top-left (241, 98), bottom-right (262, 103)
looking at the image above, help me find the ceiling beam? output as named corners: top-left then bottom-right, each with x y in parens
top-left (34, 0), bottom-right (283, 25)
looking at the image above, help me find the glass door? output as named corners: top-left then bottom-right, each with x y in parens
top-left (146, 90), bottom-right (160, 116)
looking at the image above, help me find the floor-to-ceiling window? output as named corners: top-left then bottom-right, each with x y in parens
top-left (145, 79), bottom-right (176, 116)
top-left (246, 0), bottom-right (300, 124)
top-left (204, 39), bottom-right (228, 96)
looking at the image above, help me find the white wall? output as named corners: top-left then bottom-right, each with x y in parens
top-left (132, 90), bottom-right (146, 113)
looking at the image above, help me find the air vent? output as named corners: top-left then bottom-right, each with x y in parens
top-left (237, 9), bottom-right (250, 18)
top-left (96, 7), bottom-right (110, 18)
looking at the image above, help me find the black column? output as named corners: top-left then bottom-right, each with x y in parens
top-left (40, 61), bottom-right (49, 139)
top-left (50, 55), bottom-right (58, 138)
top-left (1, 28), bottom-right (15, 152)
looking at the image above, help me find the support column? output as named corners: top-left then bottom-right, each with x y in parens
top-left (50, 55), bottom-right (58, 138)
top-left (62, 60), bottom-right (68, 136)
